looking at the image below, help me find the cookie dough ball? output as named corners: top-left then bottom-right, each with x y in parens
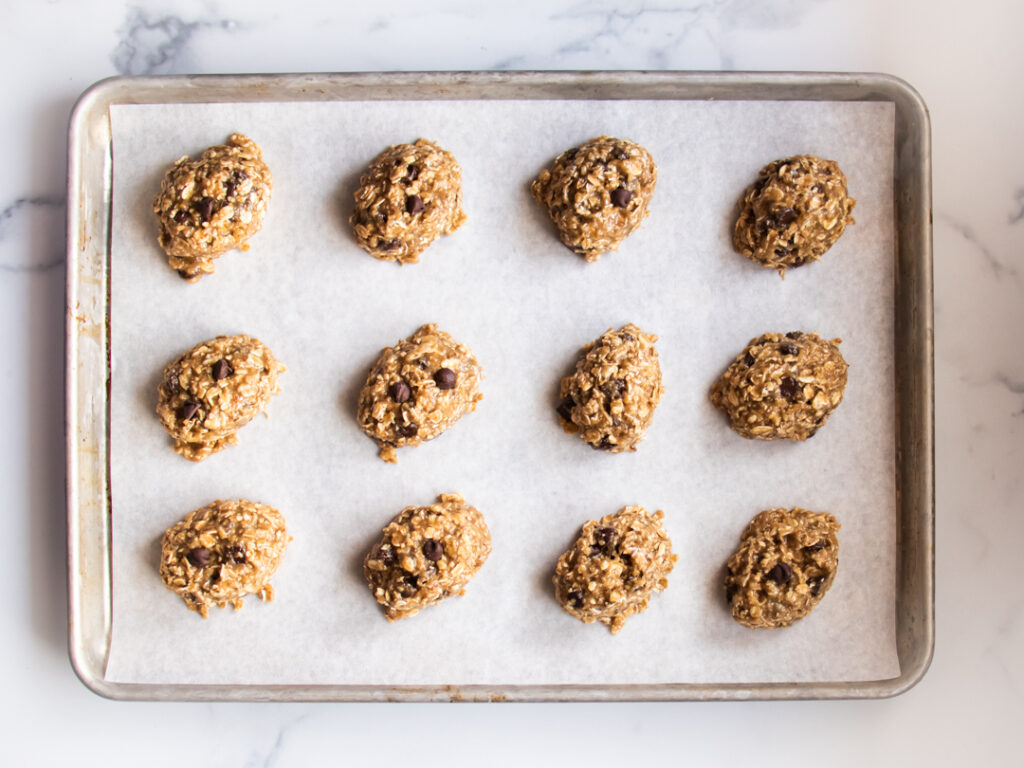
top-left (710, 331), bottom-right (848, 441)
top-left (554, 505), bottom-right (676, 634)
top-left (156, 334), bottom-right (285, 461)
top-left (357, 324), bottom-right (482, 463)
top-left (725, 507), bottom-right (840, 629)
top-left (733, 154), bottom-right (855, 277)
top-left (531, 136), bottom-right (657, 261)
top-left (160, 499), bottom-right (289, 618)
top-left (557, 324), bottom-right (663, 452)
top-left (364, 493), bottom-right (491, 621)
top-left (153, 133), bottom-right (273, 282)
top-left (350, 138), bottom-right (466, 263)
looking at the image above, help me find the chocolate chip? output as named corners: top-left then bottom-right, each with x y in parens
top-left (568, 589), bottom-right (585, 608)
top-left (768, 562), bottom-right (793, 585)
top-left (774, 207), bottom-right (797, 227)
top-left (406, 165), bottom-right (419, 182)
top-left (594, 527), bottom-right (616, 554)
top-left (602, 378), bottom-right (627, 399)
top-left (381, 238), bottom-right (402, 251)
top-left (173, 210), bottom-right (187, 223)
top-left (226, 545), bottom-right (247, 564)
top-left (211, 359), bottom-right (233, 381)
top-left (779, 376), bottom-right (801, 402)
top-left (224, 180), bottom-right (237, 198)
top-left (186, 547), bottom-right (210, 568)
top-left (164, 371), bottom-right (180, 393)
top-left (791, 257), bottom-right (807, 267)
top-left (196, 196), bottom-right (215, 222)
top-left (779, 343), bottom-right (798, 356)
top-left (377, 544), bottom-right (395, 565)
top-left (804, 541), bottom-right (826, 553)
top-left (422, 539), bottom-right (443, 561)
top-left (235, 170), bottom-right (248, 182)
top-left (406, 195), bottom-right (424, 215)
top-left (774, 247), bottom-right (792, 258)
top-left (595, 435), bottom-right (614, 451)
top-left (397, 423), bottom-right (419, 438)
top-left (743, 352), bottom-right (755, 367)
top-left (434, 368), bottom-right (457, 390)
top-left (785, 331), bottom-right (803, 340)
top-left (402, 573), bottom-right (419, 591)
top-left (595, 526), bottom-right (615, 542)
top-left (556, 397), bottom-right (574, 422)
top-left (389, 381), bottom-right (411, 403)
top-left (808, 576), bottom-right (825, 596)
top-left (177, 269), bottom-right (196, 280)
top-left (610, 187), bottom-right (632, 208)
top-left (620, 332), bottom-right (635, 342)
top-left (178, 400), bottom-right (200, 421)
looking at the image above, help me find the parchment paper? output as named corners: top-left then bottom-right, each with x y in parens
top-left (105, 98), bottom-right (897, 686)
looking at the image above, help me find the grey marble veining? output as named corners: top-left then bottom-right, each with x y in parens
top-left (0, 195), bottom-right (65, 272)
top-left (937, 212), bottom-right (1019, 281)
top-left (493, 0), bottom-right (819, 70)
top-left (247, 714), bottom-right (310, 768)
top-left (1010, 188), bottom-right (1024, 224)
top-left (111, 7), bottom-right (239, 75)
top-left (995, 374), bottom-right (1024, 416)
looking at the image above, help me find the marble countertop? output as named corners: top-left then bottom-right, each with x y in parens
top-left (2, 0), bottom-right (1020, 764)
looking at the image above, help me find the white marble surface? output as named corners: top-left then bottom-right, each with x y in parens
top-left (1, 0), bottom-right (1021, 764)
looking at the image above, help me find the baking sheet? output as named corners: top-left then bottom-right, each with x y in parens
top-left (105, 99), bottom-right (897, 686)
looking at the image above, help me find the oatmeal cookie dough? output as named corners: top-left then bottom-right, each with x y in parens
top-left (733, 154), bottom-right (856, 277)
top-left (531, 136), bottom-right (657, 261)
top-left (725, 507), bottom-right (840, 629)
top-left (553, 505), bottom-right (676, 634)
top-left (350, 138), bottom-right (466, 263)
top-left (156, 334), bottom-right (285, 461)
top-left (152, 133), bottom-right (273, 281)
top-left (363, 493), bottom-right (491, 621)
top-left (160, 499), bottom-right (289, 618)
top-left (557, 324), bottom-right (663, 452)
top-left (710, 331), bottom-right (848, 441)
top-left (357, 324), bottom-right (482, 463)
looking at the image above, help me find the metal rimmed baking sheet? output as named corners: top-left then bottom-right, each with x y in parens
top-left (66, 71), bottom-right (933, 701)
